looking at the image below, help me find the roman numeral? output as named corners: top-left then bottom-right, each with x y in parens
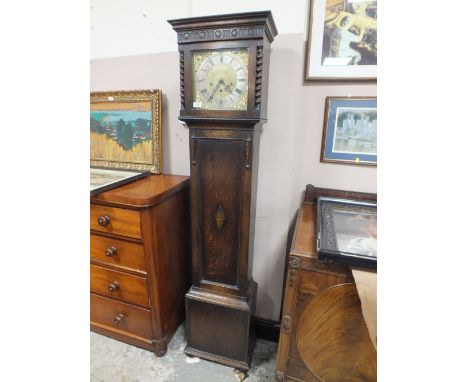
top-left (236, 67), bottom-right (242, 72)
top-left (235, 88), bottom-right (242, 94)
top-left (220, 55), bottom-right (223, 63)
top-left (238, 78), bottom-right (245, 82)
top-left (201, 89), bottom-right (207, 94)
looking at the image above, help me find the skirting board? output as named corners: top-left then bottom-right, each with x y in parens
top-left (253, 317), bottom-right (280, 343)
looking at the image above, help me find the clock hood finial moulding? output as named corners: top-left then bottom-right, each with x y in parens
top-left (168, 11), bottom-right (278, 124)
top-left (168, 11), bottom-right (278, 44)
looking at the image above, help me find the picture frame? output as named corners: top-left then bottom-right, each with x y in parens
top-left (90, 89), bottom-right (162, 173)
top-left (317, 196), bottom-right (377, 269)
top-left (320, 97), bottom-right (377, 166)
top-left (305, 0), bottom-right (377, 81)
top-left (90, 168), bottom-right (149, 196)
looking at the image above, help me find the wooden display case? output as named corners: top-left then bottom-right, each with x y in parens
top-left (276, 185), bottom-right (377, 382)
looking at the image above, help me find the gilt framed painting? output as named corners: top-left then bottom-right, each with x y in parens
top-left (305, 0), bottom-right (377, 81)
top-left (320, 97), bottom-right (377, 165)
top-left (90, 89), bottom-right (162, 173)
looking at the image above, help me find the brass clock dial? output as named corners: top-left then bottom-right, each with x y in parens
top-left (192, 49), bottom-right (249, 111)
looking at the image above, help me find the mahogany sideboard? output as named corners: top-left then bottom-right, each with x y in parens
top-left (276, 185), bottom-right (377, 382)
top-left (90, 174), bottom-right (191, 356)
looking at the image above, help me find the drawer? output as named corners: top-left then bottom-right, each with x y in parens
top-left (90, 205), bottom-right (141, 239)
top-left (90, 264), bottom-right (149, 307)
top-left (91, 234), bottom-right (146, 273)
top-left (90, 293), bottom-right (152, 339)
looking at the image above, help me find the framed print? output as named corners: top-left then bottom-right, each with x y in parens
top-left (321, 97), bottom-right (377, 165)
top-left (305, 0), bottom-right (377, 81)
top-left (90, 168), bottom-right (149, 196)
top-left (90, 89), bottom-right (162, 173)
top-left (317, 196), bottom-right (377, 269)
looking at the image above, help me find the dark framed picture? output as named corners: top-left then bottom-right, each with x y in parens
top-left (90, 89), bottom-right (162, 174)
top-left (317, 196), bottom-right (377, 269)
top-left (320, 97), bottom-right (377, 166)
top-left (305, 0), bottom-right (377, 81)
top-left (90, 168), bottom-right (149, 196)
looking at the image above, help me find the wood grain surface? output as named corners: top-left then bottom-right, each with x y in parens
top-left (90, 174), bottom-right (190, 208)
top-left (90, 205), bottom-right (141, 239)
top-left (90, 234), bottom-right (146, 274)
top-left (297, 284), bottom-right (377, 382)
top-left (90, 264), bottom-right (150, 307)
top-left (91, 293), bottom-right (152, 339)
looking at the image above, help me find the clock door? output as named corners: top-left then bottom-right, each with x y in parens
top-left (190, 128), bottom-right (253, 296)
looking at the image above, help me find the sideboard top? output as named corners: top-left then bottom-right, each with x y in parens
top-left (90, 174), bottom-right (189, 209)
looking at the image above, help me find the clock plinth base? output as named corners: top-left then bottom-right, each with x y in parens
top-left (184, 281), bottom-right (257, 370)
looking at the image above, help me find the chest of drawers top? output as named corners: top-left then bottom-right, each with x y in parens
top-left (90, 174), bottom-right (190, 210)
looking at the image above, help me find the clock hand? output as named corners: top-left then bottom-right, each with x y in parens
top-left (210, 79), bottom-right (224, 98)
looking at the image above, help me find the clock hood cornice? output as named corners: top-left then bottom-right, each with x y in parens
top-left (168, 10), bottom-right (278, 44)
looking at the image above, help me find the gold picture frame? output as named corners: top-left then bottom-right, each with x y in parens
top-left (90, 89), bottom-right (162, 173)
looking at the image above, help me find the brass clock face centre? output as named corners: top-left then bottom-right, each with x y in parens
top-left (192, 49), bottom-right (249, 111)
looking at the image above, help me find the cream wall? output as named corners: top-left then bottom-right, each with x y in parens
top-left (90, 1), bottom-right (376, 321)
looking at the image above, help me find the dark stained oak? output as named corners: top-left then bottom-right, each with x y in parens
top-left (90, 174), bottom-right (191, 357)
top-left (275, 185), bottom-right (377, 382)
top-left (199, 138), bottom-right (242, 285)
top-left (169, 11), bottom-right (277, 370)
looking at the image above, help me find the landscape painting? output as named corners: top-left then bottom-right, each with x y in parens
top-left (90, 90), bottom-right (162, 173)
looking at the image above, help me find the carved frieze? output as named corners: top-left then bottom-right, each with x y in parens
top-left (177, 26), bottom-right (264, 43)
top-left (301, 259), bottom-right (350, 277)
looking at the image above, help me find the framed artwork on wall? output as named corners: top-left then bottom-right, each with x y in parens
top-left (305, 0), bottom-right (377, 81)
top-left (321, 97), bottom-right (377, 165)
top-left (90, 89), bottom-right (162, 173)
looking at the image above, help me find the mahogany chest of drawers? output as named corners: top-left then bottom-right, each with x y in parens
top-left (276, 185), bottom-right (377, 382)
top-left (90, 174), bottom-right (191, 356)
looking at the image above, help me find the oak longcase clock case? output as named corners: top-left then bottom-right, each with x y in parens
top-left (169, 11), bottom-right (277, 370)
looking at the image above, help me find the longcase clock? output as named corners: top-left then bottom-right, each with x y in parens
top-left (168, 11), bottom-right (277, 370)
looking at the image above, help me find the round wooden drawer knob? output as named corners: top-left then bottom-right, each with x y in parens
top-left (105, 246), bottom-right (117, 257)
top-left (97, 215), bottom-right (111, 226)
top-left (114, 313), bottom-right (125, 324)
top-left (108, 281), bottom-right (120, 292)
